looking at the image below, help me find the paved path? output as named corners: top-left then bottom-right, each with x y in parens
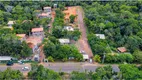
top-left (76, 6), bottom-right (93, 58)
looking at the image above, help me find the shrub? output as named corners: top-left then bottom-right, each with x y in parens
top-left (93, 55), bottom-right (101, 63)
top-left (47, 56), bottom-right (54, 62)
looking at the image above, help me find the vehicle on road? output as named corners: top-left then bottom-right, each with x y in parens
top-left (18, 60), bottom-right (24, 65)
top-left (6, 61), bottom-right (14, 66)
top-left (22, 67), bottom-right (29, 71)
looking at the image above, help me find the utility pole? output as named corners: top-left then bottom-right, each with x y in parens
top-left (102, 52), bottom-right (106, 64)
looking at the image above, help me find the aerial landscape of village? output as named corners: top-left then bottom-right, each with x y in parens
top-left (0, 0), bottom-right (142, 80)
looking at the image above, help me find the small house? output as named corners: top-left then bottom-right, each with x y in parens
top-left (95, 34), bottom-right (105, 39)
top-left (59, 39), bottom-right (70, 44)
top-left (43, 7), bottom-right (51, 13)
top-left (117, 47), bottom-right (127, 53)
top-left (16, 34), bottom-right (26, 42)
top-left (82, 54), bottom-right (89, 61)
top-left (64, 26), bottom-right (74, 31)
top-left (38, 13), bottom-right (51, 18)
top-left (7, 21), bottom-right (15, 27)
top-left (31, 27), bottom-right (44, 36)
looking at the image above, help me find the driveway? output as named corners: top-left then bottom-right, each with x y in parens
top-left (76, 6), bottom-right (93, 58)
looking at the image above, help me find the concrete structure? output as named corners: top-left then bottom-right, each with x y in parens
top-left (53, 4), bottom-right (57, 8)
top-left (31, 27), bottom-right (44, 36)
top-left (38, 13), bottom-right (51, 18)
top-left (16, 34), bottom-right (26, 42)
top-left (7, 21), bottom-right (15, 27)
top-left (95, 34), bottom-right (105, 39)
top-left (0, 56), bottom-right (12, 61)
top-left (43, 7), bottom-right (51, 13)
top-left (59, 39), bottom-right (70, 44)
top-left (64, 26), bottom-right (74, 31)
top-left (82, 54), bottom-right (89, 60)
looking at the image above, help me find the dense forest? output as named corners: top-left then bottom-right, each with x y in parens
top-left (82, 1), bottom-right (142, 63)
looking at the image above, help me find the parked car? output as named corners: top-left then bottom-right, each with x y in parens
top-left (18, 61), bottom-right (24, 64)
top-left (6, 61), bottom-right (14, 66)
top-left (22, 67), bottom-right (29, 71)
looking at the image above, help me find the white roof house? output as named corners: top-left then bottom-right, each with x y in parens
top-left (82, 54), bottom-right (89, 60)
top-left (7, 21), bottom-right (15, 27)
top-left (64, 26), bottom-right (74, 31)
top-left (8, 21), bottom-right (15, 25)
top-left (59, 39), bottom-right (70, 44)
top-left (95, 34), bottom-right (105, 39)
top-left (0, 56), bottom-right (12, 61)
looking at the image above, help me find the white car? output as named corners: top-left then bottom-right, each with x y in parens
top-left (22, 67), bottom-right (29, 71)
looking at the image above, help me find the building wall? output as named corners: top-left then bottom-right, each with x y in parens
top-left (32, 31), bottom-right (44, 36)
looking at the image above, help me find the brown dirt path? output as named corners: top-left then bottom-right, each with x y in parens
top-left (76, 6), bottom-right (93, 58)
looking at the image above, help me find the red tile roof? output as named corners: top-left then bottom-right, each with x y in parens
top-left (31, 27), bottom-right (43, 32)
top-left (16, 34), bottom-right (26, 38)
top-left (117, 47), bottom-right (127, 53)
top-left (38, 13), bottom-right (48, 17)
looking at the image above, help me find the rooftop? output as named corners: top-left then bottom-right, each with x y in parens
top-left (59, 39), bottom-right (70, 44)
top-left (64, 26), bottom-right (74, 31)
top-left (31, 27), bottom-right (43, 32)
top-left (26, 36), bottom-right (43, 45)
top-left (16, 34), bottom-right (26, 38)
top-left (8, 21), bottom-right (15, 25)
top-left (117, 47), bottom-right (127, 53)
top-left (43, 6), bottom-right (51, 10)
top-left (95, 34), bottom-right (105, 39)
top-left (0, 56), bottom-right (12, 61)
top-left (82, 54), bottom-right (89, 60)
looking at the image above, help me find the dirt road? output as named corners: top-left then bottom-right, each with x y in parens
top-left (76, 6), bottom-right (93, 58)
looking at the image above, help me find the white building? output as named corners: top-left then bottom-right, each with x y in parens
top-left (63, 26), bottom-right (74, 31)
top-left (43, 7), bottom-right (51, 13)
top-left (31, 27), bottom-right (44, 36)
top-left (59, 39), bottom-right (70, 44)
top-left (38, 13), bottom-right (51, 19)
top-left (82, 54), bottom-right (89, 60)
top-left (7, 21), bottom-right (15, 27)
top-left (0, 56), bottom-right (12, 61)
top-left (95, 34), bottom-right (105, 39)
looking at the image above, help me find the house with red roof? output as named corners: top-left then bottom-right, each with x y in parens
top-left (31, 27), bottom-right (44, 36)
top-left (16, 34), bottom-right (26, 42)
top-left (117, 47), bottom-right (127, 53)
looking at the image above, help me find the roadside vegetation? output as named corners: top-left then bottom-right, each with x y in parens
top-left (1, 64), bottom-right (142, 80)
top-left (0, 28), bottom-right (32, 58)
top-left (43, 36), bottom-right (83, 62)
